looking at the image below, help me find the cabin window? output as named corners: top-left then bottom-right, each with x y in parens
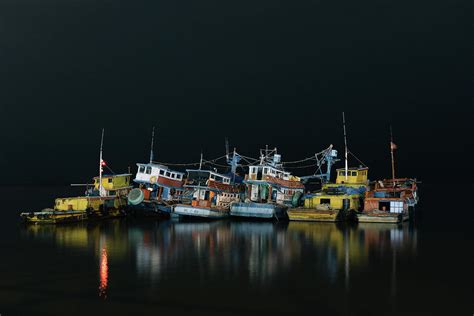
top-left (166, 171), bottom-right (170, 177)
top-left (320, 198), bottom-right (331, 204)
top-left (214, 175), bottom-right (223, 182)
top-left (263, 167), bottom-right (268, 174)
top-left (250, 167), bottom-right (255, 174)
top-left (223, 178), bottom-right (230, 184)
top-left (171, 173), bottom-right (176, 179)
top-left (108, 178), bottom-right (113, 183)
top-left (139, 166), bottom-right (145, 173)
top-left (177, 174), bottom-right (182, 180)
top-left (146, 166), bottom-right (152, 174)
top-left (159, 169), bottom-right (165, 175)
top-left (351, 171), bottom-right (357, 176)
top-left (210, 174), bottom-right (215, 180)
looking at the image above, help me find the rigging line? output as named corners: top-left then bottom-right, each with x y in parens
top-left (282, 156), bottom-right (317, 164)
top-left (284, 164), bottom-right (321, 169)
top-left (105, 165), bottom-right (116, 174)
top-left (348, 151), bottom-right (367, 167)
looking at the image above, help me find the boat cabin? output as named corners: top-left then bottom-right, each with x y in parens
top-left (135, 163), bottom-right (185, 184)
top-left (184, 169), bottom-right (239, 209)
top-left (247, 165), bottom-right (292, 181)
top-left (93, 174), bottom-right (133, 196)
top-left (133, 163), bottom-right (185, 201)
top-left (335, 167), bottom-right (369, 185)
top-left (364, 178), bottom-right (418, 213)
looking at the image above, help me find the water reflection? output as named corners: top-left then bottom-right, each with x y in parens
top-left (21, 219), bottom-right (417, 297)
top-left (98, 235), bottom-right (108, 299)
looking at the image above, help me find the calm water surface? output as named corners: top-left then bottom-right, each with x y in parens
top-left (0, 186), bottom-right (472, 315)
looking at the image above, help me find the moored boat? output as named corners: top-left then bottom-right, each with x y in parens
top-left (20, 129), bottom-right (132, 224)
top-left (356, 128), bottom-right (419, 223)
top-left (127, 127), bottom-right (186, 217)
top-left (173, 150), bottom-right (243, 219)
top-left (230, 148), bottom-right (304, 220)
top-left (173, 169), bottom-right (242, 219)
top-left (288, 167), bottom-right (368, 222)
top-left (357, 178), bottom-right (418, 223)
top-left (288, 114), bottom-right (368, 222)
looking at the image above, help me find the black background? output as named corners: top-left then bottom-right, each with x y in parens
top-left (0, 0), bottom-right (472, 185)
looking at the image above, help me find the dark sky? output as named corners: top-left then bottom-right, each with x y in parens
top-left (0, 0), bottom-right (471, 185)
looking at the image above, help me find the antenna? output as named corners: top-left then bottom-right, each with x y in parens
top-left (199, 151), bottom-right (203, 170)
top-left (342, 112), bottom-right (348, 181)
top-left (99, 128), bottom-right (105, 197)
top-left (225, 137), bottom-right (230, 161)
top-left (149, 126), bottom-right (155, 164)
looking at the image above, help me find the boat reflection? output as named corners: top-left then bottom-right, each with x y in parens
top-left (21, 219), bottom-right (418, 296)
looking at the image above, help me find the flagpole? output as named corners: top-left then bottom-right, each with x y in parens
top-left (390, 125), bottom-right (396, 185)
top-left (99, 128), bottom-right (104, 197)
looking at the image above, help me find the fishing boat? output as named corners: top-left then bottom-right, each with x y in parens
top-left (230, 147), bottom-right (305, 220)
top-left (173, 150), bottom-right (243, 219)
top-left (288, 167), bottom-right (368, 222)
top-left (288, 113), bottom-right (368, 222)
top-left (127, 128), bottom-right (185, 216)
top-left (357, 128), bottom-right (419, 223)
top-left (358, 178), bottom-right (418, 223)
top-left (20, 130), bottom-right (133, 224)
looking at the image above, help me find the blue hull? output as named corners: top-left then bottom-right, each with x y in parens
top-left (230, 202), bottom-right (288, 220)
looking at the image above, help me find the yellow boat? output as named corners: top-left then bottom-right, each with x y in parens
top-left (20, 129), bottom-right (132, 224)
top-left (288, 167), bottom-right (369, 222)
top-left (21, 173), bottom-right (132, 224)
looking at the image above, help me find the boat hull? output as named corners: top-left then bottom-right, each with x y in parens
top-left (20, 210), bottom-right (87, 224)
top-left (357, 212), bottom-right (409, 223)
top-left (230, 202), bottom-right (288, 220)
top-left (126, 201), bottom-right (172, 218)
top-left (173, 205), bottom-right (229, 219)
top-left (287, 208), bottom-right (354, 222)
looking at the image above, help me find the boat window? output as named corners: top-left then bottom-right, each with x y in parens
top-left (263, 167), bottom-right (268, 174)
top-left (166, 171), bottom-right (171, 177)
top-left (159, 169), bottom-right (165, 175)
top-left (171, 173), bottom-right (176, 179)
top-left (339, 171), bottom-right (345, 176)
top-left (214, 175), bottom-right (223, 182)
top-left (223, 178), bottom-right (230, 183)
top-left (146, 166), bottom-right (152, 174)
top-left (108, 178), bottom-right (113, 183)
top-left (139, 166), bottom-right (145, 173)
top-left (321, 198), bottom-right (331, 204)
top-left (210, 174), bottom-right (215, 180)
top-left (177, 174), bottom-right (182, 180)
top-left (351, 171), bottom-right (357, 176)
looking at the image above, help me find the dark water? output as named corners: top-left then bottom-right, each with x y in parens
top-left (0, 186), bottom-right (472, 316)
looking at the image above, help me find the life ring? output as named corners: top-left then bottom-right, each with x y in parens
top-left (150, 176), bottom-right (157, 184)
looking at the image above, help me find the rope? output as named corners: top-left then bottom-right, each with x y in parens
top-left (348, 151), bottom-right (367, 167)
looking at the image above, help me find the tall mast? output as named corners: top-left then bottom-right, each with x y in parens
top-left (342, 112), bottom-right (348, 181)
top-left (149, 126), bottom-right (155, 164)
top-left (390, 125), bottom-right (396, 184)
top-left (99, 128), bottom-right (105, 196)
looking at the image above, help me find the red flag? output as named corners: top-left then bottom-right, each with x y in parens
top-left (390, 142), bottom-right (397, 150)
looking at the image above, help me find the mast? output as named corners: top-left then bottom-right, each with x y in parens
top-left (199, 151), bottom-right (203, 170)
top-left (99, 128), bottom-right (105, 197)
top-left (149, 126), bottom-right (155, 164)
top-left (390, 125), bottom-right (396, 184)
top-left (342, 112), bottom-right (348, 181)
